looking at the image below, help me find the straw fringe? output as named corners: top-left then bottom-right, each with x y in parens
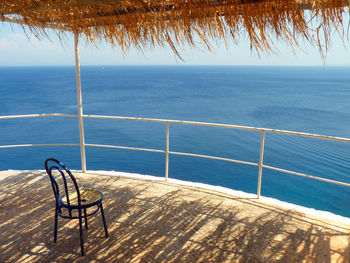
top-left (1, 0), bottom-right (349, 57)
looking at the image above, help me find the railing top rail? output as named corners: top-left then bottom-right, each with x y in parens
top-left (83, 114), bottom-right (350, 143)
top-left (0, 143), bottom-right (79, 148)
top-left (0, 113), bottom-right (78, 119)
top-left (1, 113), bottom-right (350, 143)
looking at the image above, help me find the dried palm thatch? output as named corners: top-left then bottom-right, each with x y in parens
top-left (0, 0), bottom-right (349, 57)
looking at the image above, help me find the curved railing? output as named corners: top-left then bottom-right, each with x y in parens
top-left (1, 113), bottom-right (350, 199)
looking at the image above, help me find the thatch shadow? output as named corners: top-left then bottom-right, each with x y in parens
top-left (0, 171), bottom-right (349, 262)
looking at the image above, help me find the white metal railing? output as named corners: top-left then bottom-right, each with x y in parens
top-left (1, 113), bottom-right (350, 199)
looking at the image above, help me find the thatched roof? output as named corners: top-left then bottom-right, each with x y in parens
top-left (1, 0), bottom-right (349, 56)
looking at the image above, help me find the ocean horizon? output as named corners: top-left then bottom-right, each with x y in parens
top-left (1, 65), bottom-right (350, 217)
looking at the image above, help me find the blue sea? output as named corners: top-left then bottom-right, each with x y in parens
top-left (1, 66), bottom-right (350, 217)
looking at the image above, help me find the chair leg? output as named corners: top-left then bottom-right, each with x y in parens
top-left (100, 202), bottom-right (109, 238)
top-left (78, 208), bottom-right (85, 256)
top-left (54, 206), bottom-right (58, 243)
top-left (84, 208), bottom-right (88, 229)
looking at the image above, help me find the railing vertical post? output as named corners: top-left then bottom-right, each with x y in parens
top-left (74, 32), bottom-right (87, 173)
top-left (257, 130), bottom-right (265, 199)
top-left (165, 122), bottom-right (169, 182)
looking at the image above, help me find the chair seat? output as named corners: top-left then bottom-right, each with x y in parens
top-left (61, 189), bottom-right (103, 208)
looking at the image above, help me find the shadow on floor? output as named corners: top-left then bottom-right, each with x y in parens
top-left (0, 171), bottom-right (349, 262)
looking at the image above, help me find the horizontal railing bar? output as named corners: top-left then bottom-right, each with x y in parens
top-left (263, 164), bottom-right (350, 187)
top-left (85, 143), bottom-right (165, 153)
top-left (265, 130), bottom-right (350, 143)
top-left (82, 114), bottom-right (350, 143)
top-left (83, 114), bottom-right (271, 129)
top-left (2, 114), bottom-right (350, 143)
top-left (0, 143), bottom-right (79, 148)
top-left (170, 151), bottom-right (259, 166)
top-left (1, 141), bottom-right (350, 188)
top-left (0, 113), bottom-right (78, 119)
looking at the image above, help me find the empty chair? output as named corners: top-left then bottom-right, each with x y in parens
top-left (44, 158), bottom-right (108, 256)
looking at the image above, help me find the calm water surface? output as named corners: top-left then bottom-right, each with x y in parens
top-left (0, 66), bottom-right (350, 217)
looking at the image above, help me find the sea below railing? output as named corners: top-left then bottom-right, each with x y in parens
top-left (1, 113), bottom-right (350, 212)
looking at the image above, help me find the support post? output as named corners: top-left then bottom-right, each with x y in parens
top-left (165, 122), bottom-right (169, 182)
top-left (257, 131), bottom-right (265, 199)
top-left (74, 32), bottom-right (86, 172)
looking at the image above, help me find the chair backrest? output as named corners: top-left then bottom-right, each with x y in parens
top-left (45, 158), bottom-right (82, 215)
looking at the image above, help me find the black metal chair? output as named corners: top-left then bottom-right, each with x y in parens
top-left (44, 158), bottom-right (108, 256)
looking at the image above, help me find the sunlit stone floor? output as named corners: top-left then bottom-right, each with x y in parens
top-left (1, 171), bottom-right (349, 262)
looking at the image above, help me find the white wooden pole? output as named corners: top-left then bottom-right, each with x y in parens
top-left (74, 32), bottom-right (87, 172)
top-left (257, 131), bottom-right (265, 199)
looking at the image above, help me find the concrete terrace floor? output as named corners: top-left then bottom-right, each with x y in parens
top-left (1, 171), bottom-right (350, 263)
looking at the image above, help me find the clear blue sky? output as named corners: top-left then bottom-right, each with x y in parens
top-left (0, 20), bottom-right (349, 66)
